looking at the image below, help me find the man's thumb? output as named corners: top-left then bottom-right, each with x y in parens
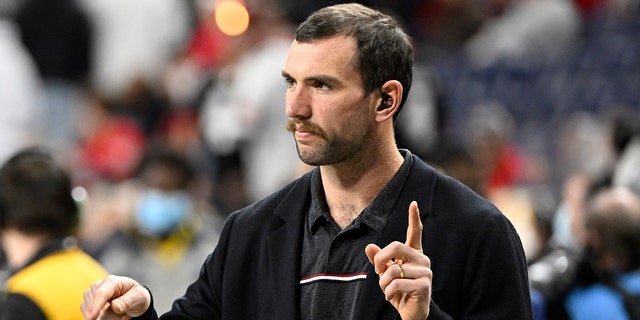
top-left (110, 288), bottom-right (151, 317)
top-left (365, 243), bottom-right (381, 265)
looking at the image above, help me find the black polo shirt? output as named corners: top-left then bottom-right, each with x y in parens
top-left (299, 150), bottom-right (413, 319)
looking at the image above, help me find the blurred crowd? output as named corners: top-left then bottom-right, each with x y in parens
top-left (1, 0), bottom-right (639, 317)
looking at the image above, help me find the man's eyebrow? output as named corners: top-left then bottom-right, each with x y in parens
top-left (309, 75), bottom-right (341, 86)
top-left (281, 70), bottom-right (341, 85)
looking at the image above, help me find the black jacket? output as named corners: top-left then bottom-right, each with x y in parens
top-left (140, 155), bottom-right (533, 319)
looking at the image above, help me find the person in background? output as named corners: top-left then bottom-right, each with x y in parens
top-left (81, 3), bottom-right (532, 319)
top-left (0, 147), bottom-right (108, 319)
top-left (82, 0), bottom-right (193, 136)
top-left (528, 108), bottom-right (638, 320)
top-left (564, 186), bottom-right (640, 319)
top-left (80, 146), bottom-right (223, 314)
top-left (14, 0), bottom-right (93, 162)
top-left (0, 5), bottom-right (41, 165)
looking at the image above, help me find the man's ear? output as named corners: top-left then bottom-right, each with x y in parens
top-left (375, 80), bottom-right (403, 122)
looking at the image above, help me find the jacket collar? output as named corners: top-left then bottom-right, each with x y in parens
top-left (268, 171), bottom-right (313, 319)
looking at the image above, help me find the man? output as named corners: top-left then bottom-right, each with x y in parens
top-left (81, 3), bottom-right (532, 319)
top-left (0, 147), bottom-right (108, 319)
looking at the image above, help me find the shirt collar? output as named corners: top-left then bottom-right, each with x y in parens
top-left (308, 168), bottom-right (329, 233)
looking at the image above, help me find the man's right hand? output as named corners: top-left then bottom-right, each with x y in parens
top-left (81, 275), bottom-right (151, 320)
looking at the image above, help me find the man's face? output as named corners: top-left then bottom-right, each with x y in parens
top-left (282, 36), bottom-right (377, 166)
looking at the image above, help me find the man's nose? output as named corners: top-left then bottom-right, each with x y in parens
top-left (286, 87), bottom-right (311, 119)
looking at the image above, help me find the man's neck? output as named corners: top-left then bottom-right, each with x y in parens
top-left (320, 147), bottom-right (404, 229)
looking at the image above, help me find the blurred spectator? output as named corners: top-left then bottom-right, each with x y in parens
top-left (0, 12), bottom-right (41, 165)
top-left (80, 146), bottom-right (224, 314)
top-left (528, 159), bottom-right (614, 319)
top-left (15, 0), bottom-right (91, 83)
top-left (527, 173), bottom-right (598, 319)
top-left (180, 0), bottom-right (228, 71)
top-left (73, 95), bottom-right (147, 185)
top-left (554, 112), bottom-right (616, 193)
top-left (546, 111), bottom-right (616, 259)
top-left (464, 0), bottom-right (582, 66)
top-left (464, 100), bottom-right (532, 196)
top-left (527, 109), bottom-right (623, 318)
top-left (83, 0), bottom-right (192, 101)
top-left (0, 147), bottom-right (107, 319)
top-left (82, 0), bottom-right (194, 134)
top-left (461, 101), bottom-right (546, 260)
top-left (200, 0), bottom-right (309, 207)
top-left (14, 0), bottom-right (93, 161)
top-left (162, 0), bottom-right (229, 109)
top-left (565, 186), bottom-right (640, 319)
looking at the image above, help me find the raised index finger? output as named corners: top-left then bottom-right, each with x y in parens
top-left (405, 201), bottom-right (423, 253)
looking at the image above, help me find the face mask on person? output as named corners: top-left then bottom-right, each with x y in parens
top-left (134, 188), bottom-right (193, 238)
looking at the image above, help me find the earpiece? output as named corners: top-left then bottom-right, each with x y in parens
top-left (378, 91), bottom-right (392, 110)
top-left (378, 97), bottom-right (392, 111)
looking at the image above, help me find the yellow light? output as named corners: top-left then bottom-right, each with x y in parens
top-left (215, 0), bottom-right (250, 37)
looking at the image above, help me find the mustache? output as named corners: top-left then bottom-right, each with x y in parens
top-left (286, 119), bottom-right (326, 139)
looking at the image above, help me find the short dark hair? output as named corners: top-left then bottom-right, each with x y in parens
top-left (0, 147), bottom-right (78, 238)
top-left (295, 3), bottom-right (413, 120)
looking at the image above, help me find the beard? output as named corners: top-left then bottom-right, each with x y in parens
top-left (286, 114), bottom-right (372, 167)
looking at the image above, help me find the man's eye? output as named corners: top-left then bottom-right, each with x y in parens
top-left (314, 81), bottom-right (330, 90)
top-left (283, 78), bottom-right (295, 88)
